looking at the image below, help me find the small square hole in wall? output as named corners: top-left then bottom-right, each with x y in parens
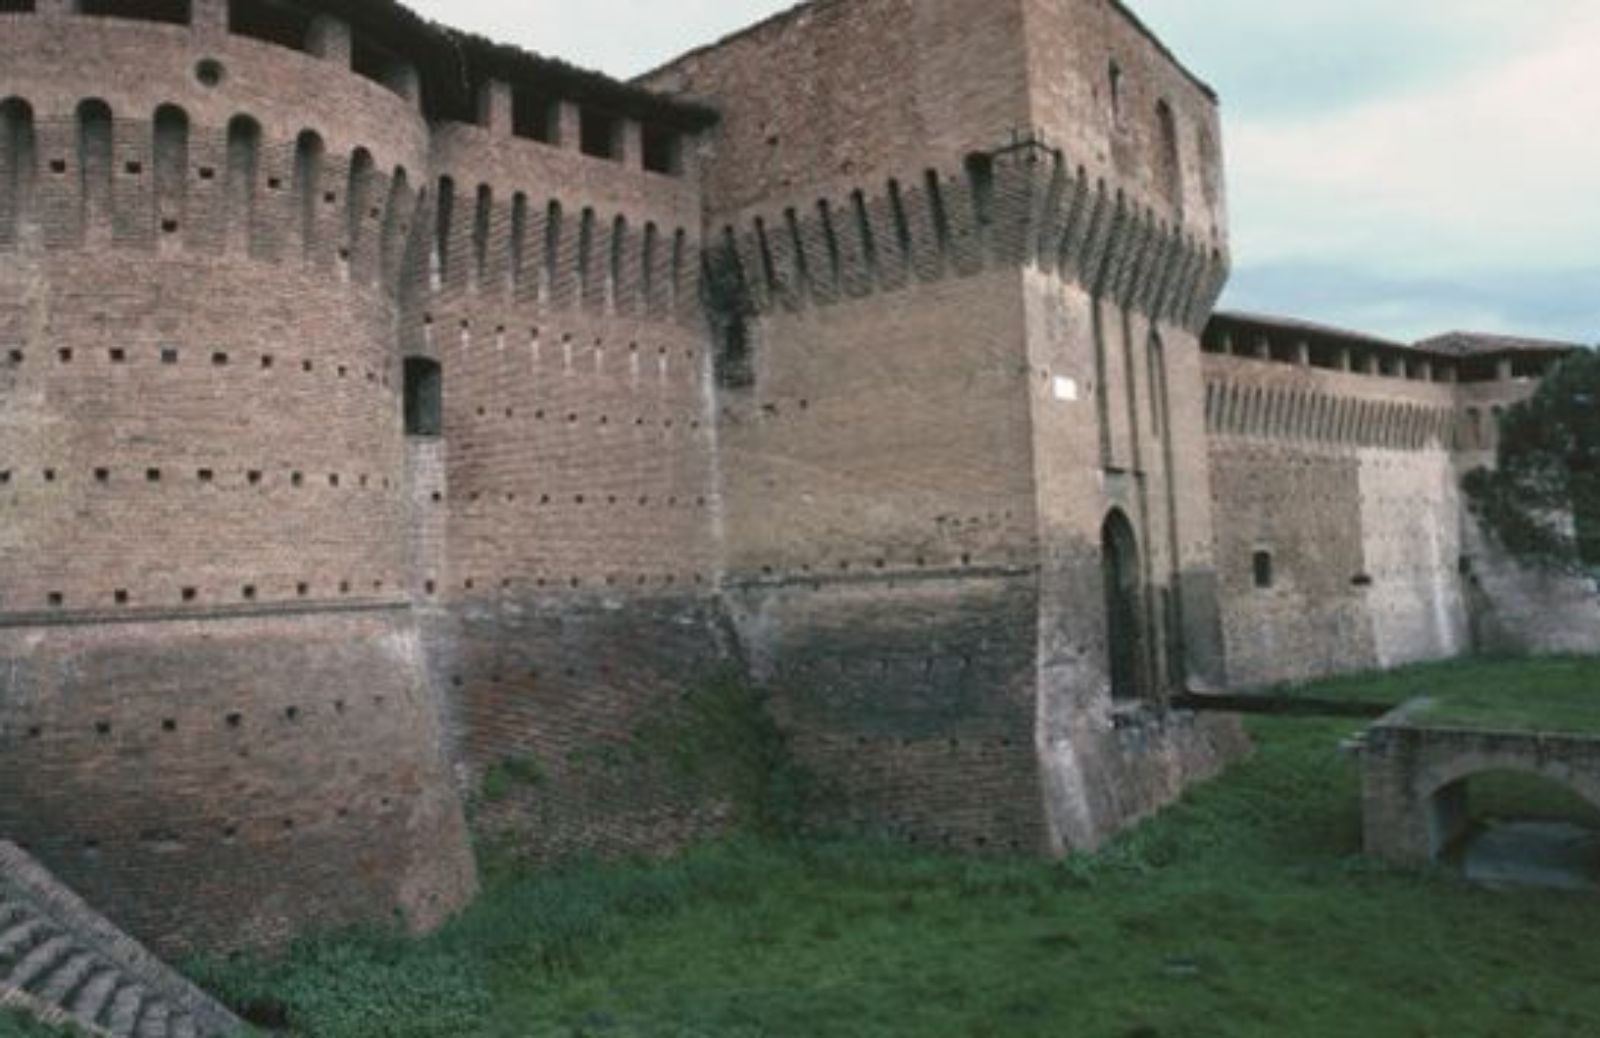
top-left (291, 472), bottom-right (304, 487)
top-left (212, 352), bottom-right (229, 366)
top-left (161, 219), bottom-right (179, 234)
top-left (297, 582), bottom-right (309, 597)
top-left (162, 719), bottom-right (177, 733)
top-left (182, 587), bottom-right (198, 602)
top-left (47, 592), bottom-right (63, 608)
top-left (114, 589), bottom-right (129, 605)
top-left (94, 468), bottom-right (109, 483)
top-left (339, 580), bottom-right (351, 594)
top-left (50, 159), bottom-right (66, 175)
top-left (302, 360), bottom-right (313, 373)
top-left (197, 469), bottom-right (214, 483)
top-left (1, 471), bottom-right (13, 485)
top-left (109, 348), bottom-right (126, 363)
top-left (261, 355), bottom-right (274, 369)
top-left (247, 470), bottom-right (263, 485)
top-left (161, 348), bottom-right (179, 364)
top-left (241, 585), bottom-right (257, 601)
top-left (57, 348), bottom-right (72, 363)
top-left (267, 177), bottom-right (283, 190)
top-left (198, 166), bottom-right (215, 180)
top-left (6, 349), bottom-right (21, 364)
top-left (226, 712), bottom-right (242, 728)
top-left (43, 469), bottom-right (56, 482)
top-left (328, 473), bottom-right (340, 487)
top-left (124, 161), bottom-right (143, 176)
top-left (146, 468), bottom-right (161, 483)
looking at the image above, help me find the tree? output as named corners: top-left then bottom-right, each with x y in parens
top-left (1463, 347), bottom-right (1600, 571)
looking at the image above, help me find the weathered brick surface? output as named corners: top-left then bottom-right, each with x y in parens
top-left (9, 0), bottom-right (1589, 959)
top-left (0, 4), bottom-right (474, 956)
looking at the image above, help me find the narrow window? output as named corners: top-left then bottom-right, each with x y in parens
top-left (1108, 62), bottom-right (1125, 129)
top-left (579, 110), bottom-right (618, 160)
top-left (1155, 101), bottom-right (1182, 208)
top-left (473, 183), bottom-right (492, 283)
top-left (345, 147), bottom-right (374, 257)
top-left (1253, 551), bottom-right (1274, 590)
top-left (226, 115), bottom-right (261, 246)
top-left (77, 99), bottom-right (113, 230)
top-left (543, 199), bottom-right (562, 300)
top-left (641, 126), bottom-right (680, 175)
top-left (153, 104), bottom-right (188, 235)
top-left (509, 192), bottom-right (528, 292)
top-left (294, 130), bottom-right (323, 256)
top-left (434, 175), bottom-right (455, 285)
top-left (577, 206), bottom-right (596, 304)
top-left (0, 98), bottom-right (36, 240)
top-left (965, 152), bottom-right (995, 227)
top-left (512, 90), bottom-right (556, 144)
top-left (404, 357), bottom-right (442, 437)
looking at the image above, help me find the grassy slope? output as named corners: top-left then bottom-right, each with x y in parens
top-left (192, 691), bottom-right (1600, 1037)
top-left (1279, 656), bottom-right (1600, 734)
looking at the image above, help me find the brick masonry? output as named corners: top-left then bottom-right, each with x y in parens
top-left (0, 0), bottom-right (1591, 956)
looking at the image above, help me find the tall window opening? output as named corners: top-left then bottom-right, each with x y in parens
top-left (1253, 551), bottom-right (1275, 590)
top-left (1108, 62), bottom-right (1126, 129)
top-left (404, 357), bottom-right (442, 437)
top-left (1155, 101), bottom-right (1182, 209)
top-left (1102, 509), bottom-right (1147, 702)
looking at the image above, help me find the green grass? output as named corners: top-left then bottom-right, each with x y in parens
top-left (191, 662), bottom-right (1600, 1038)
top-left (1277, 656), bottom-right (1600, 733)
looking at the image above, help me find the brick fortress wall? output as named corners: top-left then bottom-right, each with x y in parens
top-left (1202, 316), bottom-right (1600, 690)
top-left (0, 2), bottom-right (474, 955)
top-left (409, 79), bottom-right (735, 860)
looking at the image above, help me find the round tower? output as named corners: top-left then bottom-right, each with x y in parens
top-left (0, 0), bottom-right (474, 954)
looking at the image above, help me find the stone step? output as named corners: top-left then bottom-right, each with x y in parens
top-left (0, 918), bottom-right (51, 963)
top-left (134, 998), bottom-right (169, 1038)
top-left (106, 984), bottom-right (146, 1038)
top-left (7, 934), bottom-right (75, 991)
top-left (0, 844), bottom-right (243, 1037)
top-left (71, 967), bottom-right (122, 1030)
top-left (37, 950), bottom-right (98, 1006)
top-left (0, 901), bottom-right (29, 931)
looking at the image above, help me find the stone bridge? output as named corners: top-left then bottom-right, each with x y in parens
top-left (1361, 703), bottom-right (1600, 863)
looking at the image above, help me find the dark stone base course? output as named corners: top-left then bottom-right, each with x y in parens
top-left (0, 610), bottom-right (477, 957)
top-left (440, 592), bottom-right (741, 861)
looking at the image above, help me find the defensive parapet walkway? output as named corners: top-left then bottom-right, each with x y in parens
top-left (0, 842), bottom-right (240, 1038)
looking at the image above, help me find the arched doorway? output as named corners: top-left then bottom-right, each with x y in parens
top-left (1102, 509), bottom-right (1146, 702)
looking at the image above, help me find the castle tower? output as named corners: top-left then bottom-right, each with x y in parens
top-left (0, 0), bottom-right (474, 953)
top-left (646, 0), bottom-right (1242, 853)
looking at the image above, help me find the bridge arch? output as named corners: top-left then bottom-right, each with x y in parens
top-left (1416, 753), bottom-right (1600, 860)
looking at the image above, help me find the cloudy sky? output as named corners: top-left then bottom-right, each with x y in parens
top-left (406, 0), bottom-right (1599, 345)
